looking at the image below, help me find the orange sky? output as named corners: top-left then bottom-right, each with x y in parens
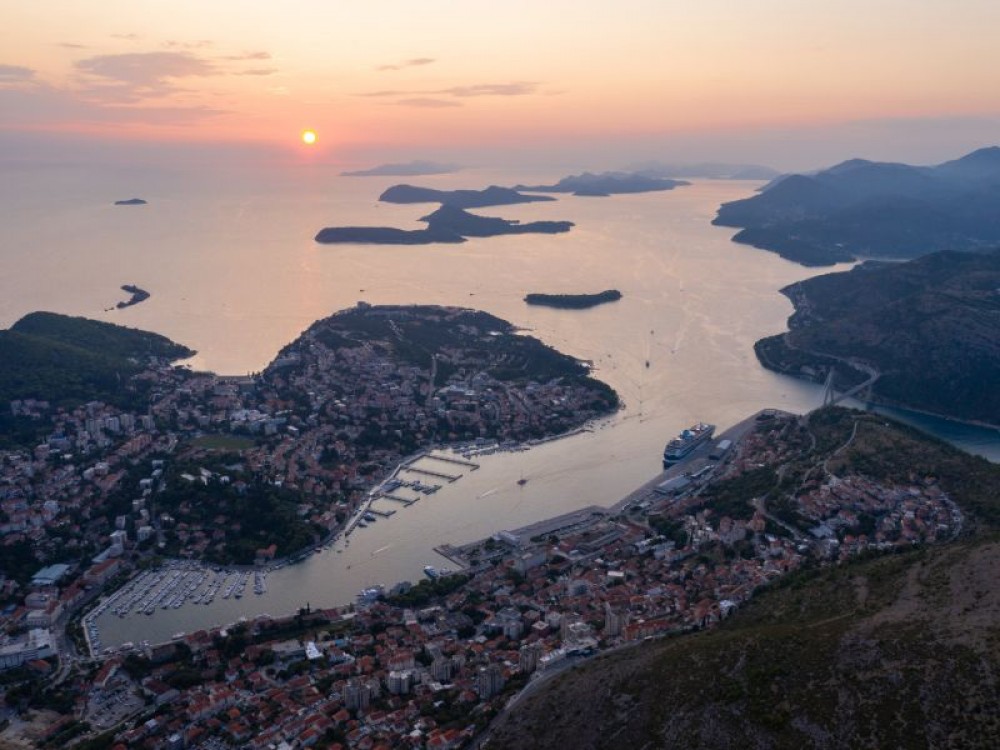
top-left (2, 1), bottom-right (999, 167)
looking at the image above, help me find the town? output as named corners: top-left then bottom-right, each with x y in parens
top-left (0, 307), bottom-right (964, 749)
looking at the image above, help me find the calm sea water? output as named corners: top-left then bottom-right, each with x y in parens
top-left (2, 162), bottom-right (996, 646)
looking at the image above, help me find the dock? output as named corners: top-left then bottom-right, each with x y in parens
top-left (404, 466), bottom-right (461, 482)
top-left (381, 493), bottom-right (417, 506)
top-left (367, 507), bottom-right (396, 518)
top-left (425, 454), bottom-right (481, 470)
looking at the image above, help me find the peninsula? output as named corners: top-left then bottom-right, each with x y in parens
top-left (714, 146), bottom-right (1000, 266)
top-left (754, 248), bottom-right (1000, 425)
top-left (113, 198), bottom-right (147, 206)
top-left (524, 289), bottom-right (623, 309)
top-left (0, 304), bottom-right (617, 567)
top-left (315, 204), bottom-right (573, 245)
top-left (514, 171), bottom-right (689, 196)
top-left (0, 311), bottom-right (193, 412)
top-left (379, 184), bottom-right (554, 208)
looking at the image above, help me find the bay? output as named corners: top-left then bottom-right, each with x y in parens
top-left (2, 163), bottom-right (995, 647)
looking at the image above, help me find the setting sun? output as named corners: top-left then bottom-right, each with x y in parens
top-left (301, 129), bottom-right (317, 145)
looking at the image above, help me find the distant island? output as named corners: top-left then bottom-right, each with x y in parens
top-left (524, 290), bottom-right (623, 309)
top-left (379, 184), bottom-right (555, 208)
top-left (754, 248), bottom-right (1000, 425)
top-left (114, 198), bottom-right (147, 206)
top-left (623, 161), bottom-right (780, 180)
top-left (714, 146), bottom-right (1000, 266)
top-left (513, 171), bottom-right (689, 197)
top-left (316, 204), bottom-right (573, 245)
top-left (341, 160), bottom-right (460, 177)
top-left (113, 284), bottom-right (150, 309)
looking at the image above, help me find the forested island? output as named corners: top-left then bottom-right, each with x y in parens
top-left (315, 204), bottom-right (573, 245)
top-left (113, 198), bottom-right (147, 206)
top-left (524, 289), bottom-right (623, 309)
top-left (754, 248), bottom-right (1000, 424)
top-left (714, 146), bottom-right (1000, 266)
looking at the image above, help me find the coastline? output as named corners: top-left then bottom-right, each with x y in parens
top-left (99, 408), bottom-right (759, 654)
top-left (80, 417), bottom-right (611, 655)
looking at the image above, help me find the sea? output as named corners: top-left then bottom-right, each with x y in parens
top-left (2, 161), bottom-right (997, 647)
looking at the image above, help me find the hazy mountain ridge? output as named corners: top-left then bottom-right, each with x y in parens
top-left (624, 161), bottom-right (780, 180)
top-left (341, 160), bottom-right (460, 177)
top-left (753, 249), bottom-right (1000, 424)
top-left (715, 147), bottom-right (1000, 265)
top-left (485, 408), bottom-right (1000, 749)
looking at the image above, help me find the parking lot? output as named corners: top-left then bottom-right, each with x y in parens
top-left (86, 678), bottom-right (145, 730)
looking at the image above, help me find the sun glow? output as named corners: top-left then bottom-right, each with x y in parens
top-left (301, 129), bottom-right (317, 145)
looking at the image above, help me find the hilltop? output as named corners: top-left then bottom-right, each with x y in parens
top-left (714, 147), bottom-right (1000, 265)
top-left (754, 248), bottom-right (1000, 425)
top-left (484, 407), bottom-right (1000, 749)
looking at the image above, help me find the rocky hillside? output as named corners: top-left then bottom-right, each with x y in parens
top-left (754, 249), bottom-right (1000, 425)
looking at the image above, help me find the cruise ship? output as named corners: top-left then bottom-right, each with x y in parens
top-left (663, 422), bottom-right (715, 466)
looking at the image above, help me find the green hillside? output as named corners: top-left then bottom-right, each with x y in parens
top-left (0, 312), bottom-right (194, 408)
top-left (755, 249), bottom-right (1000, 425)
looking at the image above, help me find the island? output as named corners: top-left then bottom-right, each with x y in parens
top-left (753, 248), bottom-right (1000, 425)
top-left (315, 204), bottom-right (573, 245)
top-left (623, 160), bottom-right (781, 180)
top-left (341, 160), bottom-right (460, 177)
top-left (113, 198), bottom-right (147, 205)
top-left (379, 184), bottom-right (555, 208)
top-left (524, 289), bottom-right (623, 309)
top-left (713, 146), bottom-right (1000, 266)
top-left (513, 171), bottom-right (689, 196)
top-left (114, 284), bottom-right (150, 309)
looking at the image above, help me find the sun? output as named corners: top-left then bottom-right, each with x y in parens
top-left (301, 129), bottom-right (317, 145)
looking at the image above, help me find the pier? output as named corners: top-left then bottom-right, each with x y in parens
top-left (366, 507), bottom-right (396, 518)
top-left (425, 454), bottom-right (480, 470)
top-left (404, 466), bottom-right (461, 482)
top-left (381, 493), bottom-right (417, 506)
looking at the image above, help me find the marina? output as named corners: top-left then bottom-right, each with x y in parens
top-left (82, 562), bottom-right (270, 656)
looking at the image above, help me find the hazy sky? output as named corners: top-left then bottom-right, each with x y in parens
top-left (2, 0), bottom-right (999, 170)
